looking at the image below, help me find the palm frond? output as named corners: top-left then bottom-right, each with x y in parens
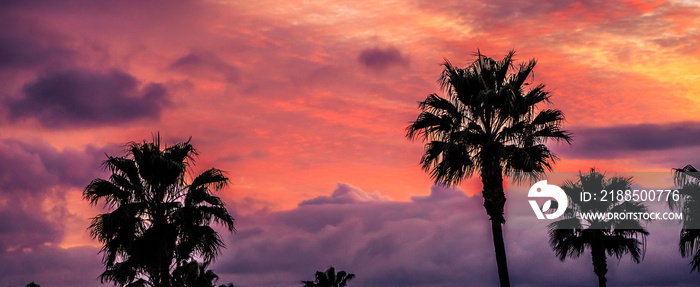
top-left (84, 179), bottom-right (131, 207)
top-left (408, 50), bottom-right (571, 187)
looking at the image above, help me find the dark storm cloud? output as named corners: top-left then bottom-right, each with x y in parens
top-left (358, 47), bottom-right (408, 70)
top-left (6, 68), bottom-right (169, 128)
top-left (564, 122), bottom-right (700, 159)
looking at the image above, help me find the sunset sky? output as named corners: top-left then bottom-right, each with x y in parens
top-left (2, 0), bottom-right (700, 286)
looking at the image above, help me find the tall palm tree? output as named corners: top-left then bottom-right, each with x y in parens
top-left (406, 50), bottom-right (571, 286)
top-left (548, 170), bottom-right (649, 287)
top-left (671, 164), bottom-right (700, 271)
top-left (84, 134), bottom-right (235, 287)
top-left (302, 266), bottom-right (355, 287)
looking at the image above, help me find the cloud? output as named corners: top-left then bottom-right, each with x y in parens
top-left (562, 121), bottom-right (700, 159)
top-left (0, 138), bottom-right (112, 254)
top-left (0, 245), bottom-right (103, 287)
top-left (0, 208), bottom-right (62, 255)
top-left (0, 35), bottom-right (74, 69)
top-left (169, 50), bottom-right (240, 83)
top-left (216, 184), bottom-right (493, 286)
top-left (211, 183), bottom-right (700, 287)
top-left (0, 139), bottom-right (108, 197)
top-left (358, 47), bottom-right (408, 70)
top-left (0, 138), bottom-right (118, 286)
top-left (0, 5), bottom-right (78, 71)
top-left (411, 184), bottom-right (467, 202)
top-left (299, 182), bottom-right (392, 205)
top-left (6, 69), bottom-right (169, 128)
top-left (0, 179), bottom-right (696, 287)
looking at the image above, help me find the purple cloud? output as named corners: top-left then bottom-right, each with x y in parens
top-left (210, 183), bottom-right (700, 287)
top-left (0, 208), bottom-right (62, 255)
top-left (6, 68), bottom-right (169, 128)
top-left (561, 121), bottom-right (700, 159)
top-left (216, 184), bottom-right (494, 286)
top-left (0, 35), bottom-right (74, 69)
top-left (411, 184), bottom-right (467, 202)
top-left (299, 183), bottom-right (391, 205)
top-left (170, 50), bottom-right (240, 83)
top-left (0, 246), bottom-right (103, 287)
top-left (358, 47), bottom-right (408, 70)
top-left (2, 178), bottom-right (698, 287)
top-left (0, 139), bottom-right (109, 197)
top-left (0, 138), bottom-right (113, 254)
top-left (0, 138), bottom-right (118, 286)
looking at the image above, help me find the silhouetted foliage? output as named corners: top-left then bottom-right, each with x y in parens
top-left (549, 169), bottom-right (649, 287)
top-left (671, 164), bottom-right (700, 272)
top-left (172, 260), bottom-right (235, 287)
top-left (302, 266), bottom-right (355, 287)
top-left (173, 260), bottom-right (218, 287)
top-left (26, 282), bottom-right (41, 287)
top-left (406, 50), bottom-right (571, 287)
top-left (84, 134), bottom-right (235, 287)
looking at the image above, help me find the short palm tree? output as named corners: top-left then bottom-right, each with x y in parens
top-left (406, 50), bottom-right (571, 286)
top-left (671, 164), bottom-right (700, 271)
top-left (548, 170), bottom-right (649, 287)
top-left (302, 266), bottom-right (355, 287)
top-left (84, 134), bottom-right (235, 287)
top-left (172, 260), bottom-right (229, 287)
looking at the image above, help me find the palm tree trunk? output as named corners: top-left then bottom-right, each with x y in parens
top-left (153, 212), bottom-right (173, 287)
top-left (482, 172), bottom-right (510, 287)
top-left (491, 218), bottom-right (510, 287)
top-left (161, 260), bottom-right (171, 287)
top-left (591, 244), bottom-right (607, 287)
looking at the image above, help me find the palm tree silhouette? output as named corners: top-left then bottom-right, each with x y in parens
top-left (548, 170), bottom-right (649, 287)
top-left (302, 266), bottom-right (355, 287)
top-left (406, 50), bottom-right (571, 286)
top-left (84, 134), bottom-right (235, 287)
top-left (172, 260), bottom-right (235, 287)
top-left (671, 164), bottom-right (700, 271)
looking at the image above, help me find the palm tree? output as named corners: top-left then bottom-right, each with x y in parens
top-left (84, 134), bottom-right (235, 287)
top-left (548, 170), bottom-right (649, 287)
top-left (302, 266), bottom-right (355, 287)
top-left (671, 164), bottom-right (700, 271)
top-left (406, 50), bottom-right (571, 286)
top-left (172, 260), bottom-right (229, 287)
